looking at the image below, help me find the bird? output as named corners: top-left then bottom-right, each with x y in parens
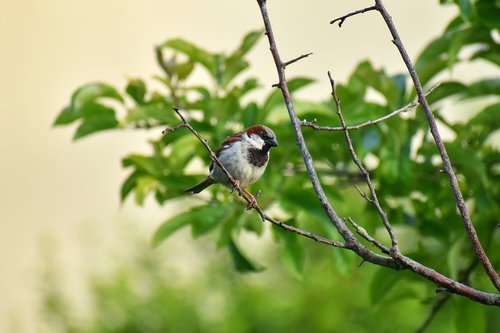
top-left (184, 125), bottom-right (278, 208)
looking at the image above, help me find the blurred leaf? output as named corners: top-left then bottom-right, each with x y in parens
top-left (121, 170), bottom-right (141, 202)
top-left (71, 82), bottom-right (124, 112)
top-left (126, 78), bottom-right (146, 105)
top-left (53, 106), bottom-right (79, 125)
top-left (134, 175), bottom-right (160, 205)
top-left (461, 78), bottom-right (500, 99)
top-left (176, 61), bottom-right (195, 81)
top-left (125, 104), bottom-right (173, 124)
top-left (190, 203), bottom-right (235, 238)
top-left (457, 0), bottom-right (472, 21)
top-left (427, 81), bottom-right (466, 104)
top-left (152, 211), bottom-right (194, 247)
top-left (351, 60), bottom-right (402, 109)
top-left (228, 237), bottom-right (264, 272)
top-left (162, 38), bottom-right (216, 78)
top-left (447, 236), bottom-right (465, 279)
top-left (474, 1), bottom-right (500, 29)
top-left (454, 297), bottom-right (487, 333)
top-left (232, 30), bottom-right (263, 59)
top-left (272, 221), bottom-right (305, 279)
top-left (73, 102), bottom-right (119, 140)
top-left (369, 268), bottom-right (401, 304)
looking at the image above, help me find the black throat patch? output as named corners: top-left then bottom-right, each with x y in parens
top-left (247, 147), bottom-right (269, 167)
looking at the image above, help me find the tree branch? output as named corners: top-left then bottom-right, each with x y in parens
top-left (330, 5), bottom-right (377, 27)
top-left (372, 0), bottom-right (500, 292)
top-left (301, 84), bottom-right (439, 132)
top-left (282, 52), bottom-right (313, 68)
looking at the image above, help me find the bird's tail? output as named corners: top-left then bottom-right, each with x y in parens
top-left (184, 177), bottom-right (215, 194)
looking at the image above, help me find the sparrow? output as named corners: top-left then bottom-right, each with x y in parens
top-left (184, 125), bottom-right (278, 208)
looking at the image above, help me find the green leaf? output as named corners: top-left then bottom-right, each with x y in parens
top-left (71, 82), bottom-right (124, 112)
top-left (369, 268), bottom-right (401, 304)
top-left (134, 175), bottom-right (160, 205)
top-left (125, 104), bottom-right (173, 125)
top-left (228, 237), bottom-right (264, 273)
top-left (120, 170), bottom-right (141, 202)
top-left (426, 81), bottom-right (466, 104)
top-left (125, 78), bottom-right (146, 105)
top-left (461, 78), bottom-right (500, 99)
top-left (471, 45), bottom-right (500, 67)
top-left (190, 204), bottom-right (234, 238)
top-left (73, 102), bottom-right (119, 140)
top-left (474, 1), bottom-right (500, 29)
top-left (351, 60), bottom-right (402, 109)
top-left (453, 297), bottom-right (486, 333)
top-left (447, 236), bottom-right (466, 279)
top-left (457, 0), bottom-right (472, 21)
top-left (232, 30), bottom-right (263, 59)
top-left (53, 106), bottom-right (79, 126)
top-left (272, 220), bottom-right (304, 278)
top-left (162, 38), bottom-right (216, 78)
top-left (122, 154), bottom-right (160, 176)
top-left (151, 211), bottom-right (193, 247)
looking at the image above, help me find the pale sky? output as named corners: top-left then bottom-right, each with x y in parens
top-left (0, 0), bottom-right (461, 330)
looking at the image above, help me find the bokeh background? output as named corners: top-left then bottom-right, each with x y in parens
top-left (3, 0), bottom-right (495, 332)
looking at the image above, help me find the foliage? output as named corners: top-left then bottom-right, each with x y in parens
top-left (37, 240), bottom-right (500, 333)
top-left (52, 0), bottom-right (499, 331)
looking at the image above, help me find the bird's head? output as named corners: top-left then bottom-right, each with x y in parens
top-left (245, 125), bottom-right (279, 152)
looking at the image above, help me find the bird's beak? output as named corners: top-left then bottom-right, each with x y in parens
top-left (267, 137), bottom-right (279, 147)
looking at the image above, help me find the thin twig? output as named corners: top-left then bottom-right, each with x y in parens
top-left (328, 71), bottom-right (399, 253)
top-left (373, 0), bottom-right (500, 291)
top-left (301, 84), bottom-right (439, 132)
top-left (354, 185), bottom-right (374, 203)
top-left (346, 217), bottom-right (391, 254)
top-left (283, 52), bottom-right (313, 68)
top-left (330, 5), bottom-right (377, 27)
top-left (165, 107), bottom-right (345, 248)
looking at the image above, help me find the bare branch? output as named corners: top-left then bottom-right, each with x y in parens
top-left (330, 5), bottom-right (377, 27)
top-left (165, 107), bottom-right (346, 248)
top-left (373, 0), bottom-right (500, 291)
top-left (283, 52), bottom-right (313, 68)
top-left (301, 84), bottom-right (439, 132)
top-left (328, 71), bottom-right (399, 253)
top-left (256, 0), bottom-right (500, 306)
top-left (257, 0), bottom-right (400, 270)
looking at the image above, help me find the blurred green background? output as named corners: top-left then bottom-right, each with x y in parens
top-left (1, 0), bottom-right (499, 332)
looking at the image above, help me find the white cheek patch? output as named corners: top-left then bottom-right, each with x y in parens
top-left (247, 133), bottom-right (264, 149)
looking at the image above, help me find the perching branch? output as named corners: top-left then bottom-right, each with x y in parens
top-left (164, 107), bottom-right (346, 248)
top-left (256, 0), bottom-right (500, 306)
top-left (330, 0), bottom-right (500, 292)
top-left (301, 84), bottom-right (439, 132)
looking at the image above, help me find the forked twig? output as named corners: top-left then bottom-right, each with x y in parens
top-left (301, 84), bottom-right (439, 132)
top-left (328, 71), bottom-right (399, 253)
